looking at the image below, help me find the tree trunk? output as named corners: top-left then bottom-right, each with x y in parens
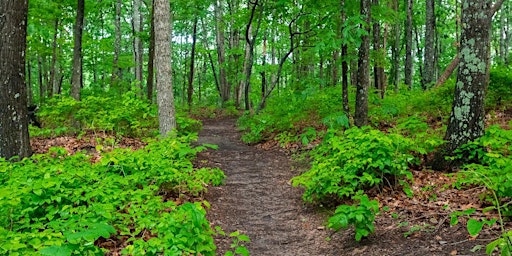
top-left (341, 0), bottom-right (349, 114)
top-left (147, 0), bottom-right (155, 102)
top-left (445, 0), bottom-right (504, 153)
top-left (372, 0), bottom-right (385, 98)
top-left (422, 0), bottom-right (436, 89)
top-left (187, 16), bottom-right (198, 109)
top-left (243, 0), bottom-right (263, 111)
top-left (391, 0), bottom-right (400, 92)
top-left (133, 0), bottom-right (144, 93)
top-left (112, 0), bottom-right (122, 86)
top-left (49, 18), bottom-right (59, 97)
top-left (154, 0), bottom-right (176, 137)
top-left (71, 0), bottom-right (85, 101)
top-left (404, 0), bottom-right (413, 88)
top-left (0, 0), bottom-right (31, 160)
top-left (215, 0), bottom-right (230, 104)
top-left (354, 0), bottom-right (371, 127)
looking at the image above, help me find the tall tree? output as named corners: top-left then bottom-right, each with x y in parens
top-left (155, 0), bottom-right (176, 137)
top-left (112, 0), bottom-right (122, 85)
top-left (404, 0), bottom-right (413, 88)
top-left (214, 0), bottom-right (230, 104)
top-left (422, 0), bottom-right (436, 89)
top-left (445, 0), bottom-right (505, 153)
top-left (147, 0), bottom-right (156, 102)
top-left (133, 0), bottom-right (144, 92)
top-left (0, 0), bottom-right (32, 160)
top-left (187, 16), bottom-right (199, 108)
top-left (70, 0), bottom-right (85, 101)
top-left (243, 0), bottom-right (264, 111)
top-left (354, 0), bottom-right (371, 127)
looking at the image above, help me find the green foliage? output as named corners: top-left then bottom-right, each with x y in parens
top-left (453, 125), bottom-right (512, 214)
top-left (392, 115), bottom-right (445, 155)
top-left (32, 91), bottom-right (201, 138)
top-left (0, 135), bottom-right (225, 255)
top-left (292, 126), bottom-right (415, 203)
top-left (487, 66), bottom-right (512, 108)
top-left (451, 125), bottom-right (512, 255)
top-left (327, 193), bottom-right (379, 241)
top-left (238, 86), bottom-right (344, 144)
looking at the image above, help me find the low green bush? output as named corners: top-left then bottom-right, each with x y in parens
top-left (292, 126), bottom-right (415, 203)
top-left (0, 134), bottom-right (224, 255)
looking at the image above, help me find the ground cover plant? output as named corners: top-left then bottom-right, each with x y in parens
top-left (0, 134), bottom-right (225, 255)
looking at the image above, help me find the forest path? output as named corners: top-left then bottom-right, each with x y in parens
top-left (196, 118), bottom-right (339, 256)
top-left (195, 118), bottom-right (487, 256)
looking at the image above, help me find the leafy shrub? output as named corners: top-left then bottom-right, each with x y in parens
top-left (292, 126), bottom-right (415, 203)
top-left (453, 125), bottom-right (512, 215)
top-left (487, 66), bottom-right (512, 108)
top-left (0, 135), bottom-right (225, 255)
top-left (392, 115), bottom-right (445, 155)
top-left (328, 193), bottom-right (379, 241)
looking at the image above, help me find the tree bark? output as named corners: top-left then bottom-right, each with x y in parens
top-left (354, 0), bottom-right (371, 127)
top-left (133, 0), bottom-right (144, 93)
top-left (187, 16), bottom-right (198, 109)
top-left (215, 0), bottom-right (230, 104)
top-left (404, 0), bottom-right (413, 88)
top-left (154, 0), bottom-right (176, 137)
top-left (71, 0), bottom-right (85, 101)
top-left (147, 0), bottom-right (155, 102)
top-left (112, 0), bottom-right (122, 86)
top-left (422, 0), bottom-right (436, 89)
top-left (0, 0), bottom-right (32, 160)
top-left (445, 0), bottom-right (504, 153)
top-left (49, 18), bottom-right (60, 97)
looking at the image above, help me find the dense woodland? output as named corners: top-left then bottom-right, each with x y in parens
top-left (1, 0), bottom-right (512, 255)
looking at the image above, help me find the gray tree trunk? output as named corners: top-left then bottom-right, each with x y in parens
top-left (154, 0), bottom-right (176, 137)
top-left (70, 0), bottom-right (84, 101)
top-left (354, 0), bottom-right (371, 127)
top-left (0, 0), bottom-right (31, 160)
top-left (133, 0), bottom-right (144, 92)
top-left (112, 0), bottom-right (122, 85)
top-left (404, 0), bottom-right (413, 88)
top-left (422, 0), bottom-right (436, 89)
top-left (445, 0), bottom-right (504, 152)
top-left (215, 0), bottom-right (230, 104)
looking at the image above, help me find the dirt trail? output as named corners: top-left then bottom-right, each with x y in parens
top-left (197, 118), bottom-right (338, 255)
top-left (196, 118), bottom-right (490, 256)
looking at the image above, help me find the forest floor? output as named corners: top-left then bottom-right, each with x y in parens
top-left (195, 117), bottom-right (504, 256)
top-left (29, 117), bottom-right (508, 255)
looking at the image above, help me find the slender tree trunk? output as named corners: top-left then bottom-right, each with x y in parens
top-left (404, 0), bottom-right (413, 88)
top-left (435, 55), bottom-right (460, 87)
top-left (422, 0), bottom-right (436, 89)
top-left (243, 0), bottom-right (263, 111)
top-left (112, 0), bottom-right (122, 86)
top-left (187, 16), bottom-right (198, 109)
top-left (215, 0), bottom-right (230, 104)
top-left (133, 0), bottom-right (144, 93)
top-left (38, 56), bottom-right (45, 105)
top-left (355, 0), bottom-right (371, 127)
top-left (49, 18), bottom-right (59, 98)
top-left (391, 0), bottom-right (400, 92)
top-left (27, 59), bottom-right (33, 105)
top-left (155, 0), bottom-right (176, 137)
top-left (147, 0), bottom-right (155, 102)
top-left (0, 0), bottom-right (31, 160)
top-left (71, 0), bottom-right (84, 101)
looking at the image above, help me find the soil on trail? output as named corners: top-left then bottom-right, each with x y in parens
top-left (196, 118), bottom-right (495, 256)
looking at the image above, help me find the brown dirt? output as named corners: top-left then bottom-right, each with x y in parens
top-left (196, 117), bottom-right (504, 256)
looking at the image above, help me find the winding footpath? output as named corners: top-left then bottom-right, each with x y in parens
top-left (196, 118), bottom-right (340, 255)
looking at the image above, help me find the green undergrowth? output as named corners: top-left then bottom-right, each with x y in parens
top-left (238, 86), bottom-right (346, 144)
top-left (0, 134), bottom-right (225, 255)
top-left (31, 91), bottom-right (202, 138)
top-left (450, 125), bottom-right (512, 255)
